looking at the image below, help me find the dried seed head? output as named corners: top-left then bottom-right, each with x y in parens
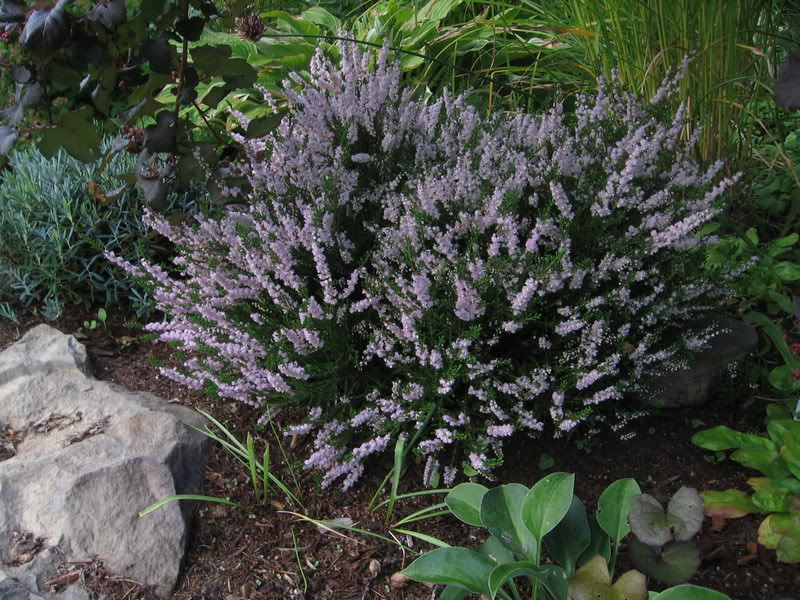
top-left (235, 14), bottom-right (264, 42)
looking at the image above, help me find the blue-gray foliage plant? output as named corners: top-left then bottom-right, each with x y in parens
top-left (0, 140), bottom-right (205, 318)
top-left (110, 40), bottom-right (739, 491)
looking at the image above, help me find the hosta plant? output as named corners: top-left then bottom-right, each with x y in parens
top-left (628, 487), bottom-right (704, 585)
top-left (401, 473), bottom-right (728, 600)
top-left (111, 39), bottom-right (739, 490)
top-left (692, 404), bottom-right (800, 563)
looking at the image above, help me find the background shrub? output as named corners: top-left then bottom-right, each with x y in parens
top-left (113, 41), bottom-right (739, 490)
top-left (0, 141), bottom-right (207, 319)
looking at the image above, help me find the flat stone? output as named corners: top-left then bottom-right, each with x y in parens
top-left (642, 318), bottom-right (758, 408)
top-left (0, 325), bottom-right (211, 598)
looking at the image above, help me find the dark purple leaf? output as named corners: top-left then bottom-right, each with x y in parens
top-left (87, 0), bottom-right (127, 28)
top-left (175, 16), bottom-right (206, 42)
top-left (0, 125), bottom-right (18, 155)
top-left (144, 110), bottom-right (178, 153)
top-left (776, 52), bottom-right (800, 111)
top-left (19, 0), bottom-right (71, 55)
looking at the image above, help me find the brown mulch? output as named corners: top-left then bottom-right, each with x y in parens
top-left (1, 306), bottom-right (799, 600)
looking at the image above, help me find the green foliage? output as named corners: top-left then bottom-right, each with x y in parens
top-left (627, 487), bottom-right (704, 585)
top-left (0, 139), bottom-right (204, 317)
top-left (546, 0), bottom-right (776, 164)
top-left (402, 475), bottom-right (729, 600)
top-left (692, 406), bottom-right (800, 563)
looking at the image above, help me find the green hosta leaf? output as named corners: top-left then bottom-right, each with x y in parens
top-left (489, 562), bottom-right (569, 600)
top-left (700, 489), bottom-right (758, 518)
top-left (651, 584), bottom-right (732, 599)
top-left (543, 495), bottom-right (591, 573)
top-left (481, 483), bottom-right (537, 560)
top-left (521, 472), bottom-right (575, 540)
top-left (568, 555), bottom-right (647, 600)
top-left (478, 535), bottom-right (515, 565)
top-left (629, 538), bottom-right (701, 586)
top-left (730, 447), bottom-right (791, 479)
top-left (401, 548), bottom-right (493, 596)
top-left (438, 585), bottom-right (470, 600)
top-left (767, 419), bottom-right (800, 445)
top-left (577, 513), bottom-right (612, 568)
top-left (446, 482), bottom-right (489, 527)
top-left (597, 478), bottom-right (641, 547)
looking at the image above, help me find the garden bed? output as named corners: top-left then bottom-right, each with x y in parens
top-left (1, 307), bottom-right (798, 600)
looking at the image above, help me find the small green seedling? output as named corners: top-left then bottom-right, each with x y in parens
top-left (83, 308), bottom-right (107, 330)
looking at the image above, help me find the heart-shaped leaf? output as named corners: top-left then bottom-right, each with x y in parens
top-left (628, 538), bottom-right (700, 585)
top-left (176, 16), bottom-right (206, 41)
top-left (666, 487), bottom-right (704, 541)
top-left (19, 0), bottom-right (71, 55)
top-left (446, 482), bottom-right (488, 527)
top-left (87, 0), bottom-right (126, 27)
top-left (629, 494), bottom-right (671, 547)
top-left (144, 110), bottom-right (178, 154)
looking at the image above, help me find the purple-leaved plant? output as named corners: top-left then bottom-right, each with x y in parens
top-left (110, 40), bottom-right (738, 490)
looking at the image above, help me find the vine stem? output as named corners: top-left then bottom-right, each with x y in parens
top-left (173, 0), bottom-right (190, 142)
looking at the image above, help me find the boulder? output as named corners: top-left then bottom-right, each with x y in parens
top-left (0, 324), bottom-right (211, 599)
top-left (642, 318), bottom-right (758, 408)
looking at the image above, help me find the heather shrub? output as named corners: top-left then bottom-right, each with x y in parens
top-left (0, 141), bottom-right (207, 319)
top-left (111, 41), bottom-right (739, 490)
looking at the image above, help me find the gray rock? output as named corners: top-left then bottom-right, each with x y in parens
top-left (642, 318), bottom-right (758, 408)
top-left (0, 325), bottom-right (212, 598)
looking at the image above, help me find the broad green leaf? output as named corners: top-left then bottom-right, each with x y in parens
top-left (488, 562), bottom-right (569, 600)
top-left (774, 261), bottom-right (800, 281)
top-left (665, 487), bottom-right (705, 540)
top-left (776, 526), bottom-right (800, 563)
top-left (700, 489), bottom-right (758, 518)
top-left (568, 555), bottom-right (647, 600)
top-left (478, 535), bottom-right (515, 565)
top-left (438, 585), bottom-right (470, 600)
top-left (597, 478), bottom-right (641, 547)
top-left (521, 472), bottom-right (575, 540)
top-left (446, 482), bottom-right (489, 526)
top-left (628, 539), bottom-right (700, 586)
top-left (629, 494), bottom-right (671, 547)
top-left (543, 495), bottom-right (591, 573)
top-left (577, 513), bottom-right (612, 567)
top-left (752, 487), bottom-right (793, 513)
top-left (731, 447), bottom-right (791, 479)
top-left (401, 548), bottom-right (493, 596)
top-left (481, 483), bottom-right (537, 560)
top-left (652, 584), bottom-right (732, 600)
top-left (691, 426), bottom-right (741, 451)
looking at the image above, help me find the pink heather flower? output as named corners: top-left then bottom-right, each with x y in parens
top-left (114, 38), bottom-right (737, 490)
top-left (486, 424), bottom-right (514, 437)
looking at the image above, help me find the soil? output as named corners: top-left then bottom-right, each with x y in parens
top-left (1, 306), bottom-right (799, 600)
